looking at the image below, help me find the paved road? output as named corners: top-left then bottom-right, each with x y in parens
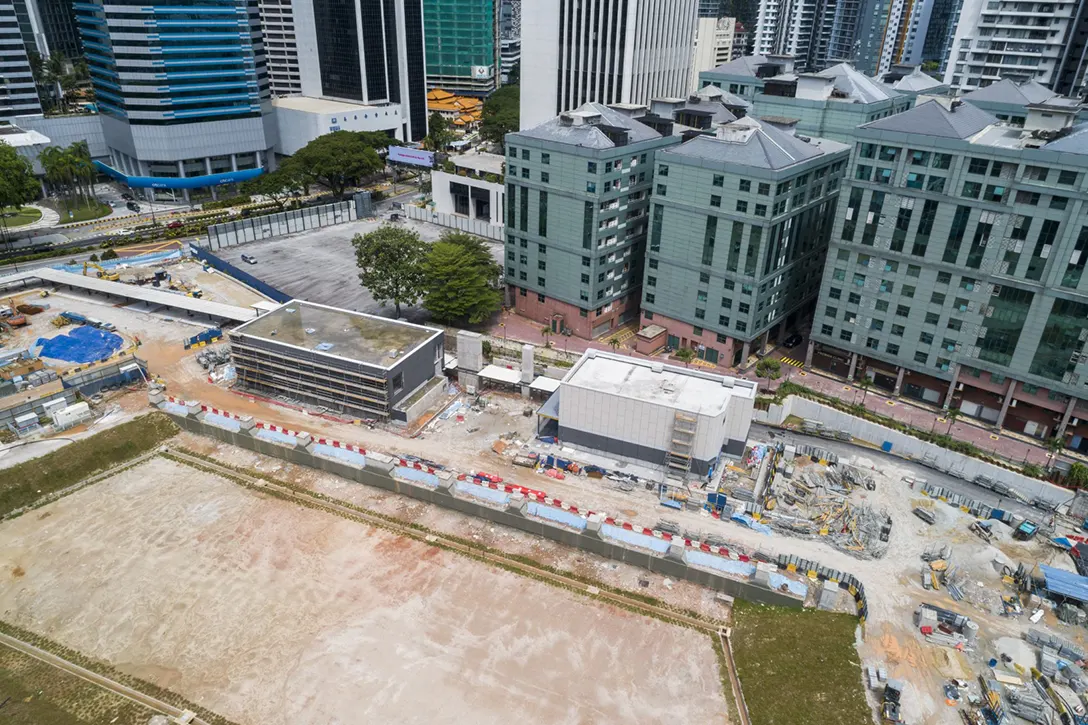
top-left (751, 422), bottom-right (1069, 520)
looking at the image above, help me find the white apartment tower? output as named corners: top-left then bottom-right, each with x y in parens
top-left (520, 0), bottom-right (699, 130)
top-left (753, 0), bottom-right (837, 72)
top-left (258, 0), bottom-right (301, 95)
top-left (944, 0), bottom-right (1087, 94)
top-left (691, 15), bottom-right (740, 91)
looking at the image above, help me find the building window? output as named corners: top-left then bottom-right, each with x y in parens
top-left (926, 176), bottom-right (945, 193)
top-left (695, 309), bottom-right (705, 320)
top-left (521, 168), bottom-right (529, 178)
top-left (914, 351), bottom-right (928, 364)
top-left (983, 185), bottom-right (1005, 203)
top-left (541, 153), bottom-right (550, 165)
top-left (645, 293), bottom-right (655, 304)
top-left (736, 321), bottom-right (747, 332)
top-left (658, 164), bottom-right (669, 177)
top-left (736, 200), bottom-right (748, 213)
top-left (581, 273), bottom-right (589, 283)
top-left (508, 146), bottom-right (517, 157)
top-left (541, 172), bottom-right (550, 183)
top-left (699, 272), bottom-right (710, 283)
top-left (735, 178), bottom-right (745, 190)
top-left (839, 329), bottom-right (852, 342)
top-left (1058, 170), bottom-right (1078, 185)
top-left (587, 182), bottom-right (597, 193)
top-left (924, 312), bottom-right (939, 325)
top-left (649, 258), bottom-right (658, 269)
top-left (920, 332), bottom-right (933, 344)
top-left (538, 191), bottom-right (548, 236)
top-left (932, 154), bottom-right (952, 170)
top-left (645, 311), bottom-right (654, 320)
top-left (967, 158), bottom-right (989, 175)
top-left (647, 276), bottom-right (656, 286)
top-left (1016, 190), bottom-right (1040, 206)
top-left (891, 324), bottom-right (905, 337)
top-left (757, 182), bottom-right (770, 196)
top-left (537, 260), bottom-right (546, 270)
top-left (656, 184), bottom-right (667, 196)
top-left (711, 195), bottom-right (721, 207)
top-left (828, 287), bottom-right (841, 300)
top-left (587, 162), bottom-right (597, 173)
top-left (719, 315), bottom-right (731, 326)
top-left (1051, 196), bottom-right (1069, 210)
top-left (962, 181), bottom-right (981, 199)
top-left (821, 324), bottom-right (833, 336)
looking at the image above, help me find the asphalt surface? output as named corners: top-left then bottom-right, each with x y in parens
top-left (214, 194), bottom-right (503, 325)
top-left (750, 422), bottom-right (1070, 521)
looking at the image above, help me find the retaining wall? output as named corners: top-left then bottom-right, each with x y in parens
top-left (153, 394), bottom-right (873, 616)
top-left (189, 246), bottom-right (291, 303)
top-left (757, 396), bottom-right (1070, 508)
top-left (403, 205), bottom-right (504, 241)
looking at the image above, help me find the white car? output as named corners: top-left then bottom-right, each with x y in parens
top-left (115, 228), bottom-right (134, 236)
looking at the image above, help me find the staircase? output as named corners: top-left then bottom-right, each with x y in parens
top-left (665, 411), bottom-right (698, 482)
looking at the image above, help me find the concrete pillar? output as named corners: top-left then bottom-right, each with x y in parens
top-left (996, 380), bottom-right (1017, 429)
top-left (943, 363), bottom-right (960, 411)
top-left (520, 343), bottom-right (534, 399)
top-left (1058, 395), bottom-right (1079, 439)
top-left (231, 154), bottom-right (239, 172)
top-left (804, 340), bottom-right (815, 368)
top-left (741, 341), bottom-right (751, 366)
top-left (847, 352), bottom-right (858, 381)
top-left (893, 366), bottom-right (905, 397)
top-left (205, 158), bottom-right (217, 201)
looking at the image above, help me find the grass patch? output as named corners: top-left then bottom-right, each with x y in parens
top-left (1, 206), bottom-right (42, 228)
top-left (53, 199), bottom-right (111, 224)
top-left (0, 644), bottom-right (157, 725)
top-left (732, 601), bottom-right (869, 725)
top-left (0, 412), bottom-right (177, 517)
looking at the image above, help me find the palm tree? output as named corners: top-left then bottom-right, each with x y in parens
top-left (607, 335), bottom-right (621, 352)
top-left (540, 325), bottom-right (552, 348)
top-left (1046, 435), bottom-right (1065, 471)
top-left (857, 377), bottom-right (873, 406)
top-left (945, 406), bottom-right (961, 436)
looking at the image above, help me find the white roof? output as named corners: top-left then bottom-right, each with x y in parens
top-left (479, 364), bottom-right (522, 385)
top-left (560, 350), bottom-right (756, 417)
top-left (0, 268), bottom-right (257, 322)
top-left (450, 151), bottom-right (505, 175)
top-left (272, 95), bottom-right (382, 114)
top-left (529, 376), bottom-right (560, 393)
top-left (0, 127), bottom-right (49, 147)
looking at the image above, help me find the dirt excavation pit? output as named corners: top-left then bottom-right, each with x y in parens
top-left (0, 456), bottom-right (728, 725)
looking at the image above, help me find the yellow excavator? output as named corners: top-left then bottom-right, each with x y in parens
top-left (83, 261), bottom-right (120, 282)
top-left (1030, 667), bottom-right (1088, 725)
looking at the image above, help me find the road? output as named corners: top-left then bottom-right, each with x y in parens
top-left (751, 422), bottom-right (1068, 519)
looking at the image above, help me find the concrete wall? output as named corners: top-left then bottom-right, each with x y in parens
top-left (153, 395), bottom-right (879, 615)
top-left (756, 395), bottom-right (1072, 507)
top-left (431, 170), bottom-right (505, 226)
top-left (404, 204), bottom-right (504, 241)
top-left (206, 201), bottom-right (357, 250)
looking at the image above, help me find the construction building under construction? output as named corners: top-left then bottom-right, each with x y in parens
top-left (229, 301), bottom-right (444, 421)
top-left (538, 350), bottom-right (757, 476)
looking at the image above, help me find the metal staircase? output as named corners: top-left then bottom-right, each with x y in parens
top-left (665, 411), bottom-right (697, 481)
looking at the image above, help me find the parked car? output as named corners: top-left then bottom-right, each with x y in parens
top-left (783, 333), bottom-right (804, 348)
top-left (240, 254), bottom-right (257, 265)
top-left (120, 193), bottom-right (133, 201)
top-left (114, 228), bottom-right (134, 236)
top-left (126, 201), bottom-right (140, 212)
top-left (166, 220), bottom-right (183, 229)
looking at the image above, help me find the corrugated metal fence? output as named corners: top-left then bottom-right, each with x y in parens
top-left (205, 201), bottom-right (357, 250)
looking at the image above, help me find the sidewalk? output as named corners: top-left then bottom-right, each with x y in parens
top-left (484, 310), bottom-right (1081, 472)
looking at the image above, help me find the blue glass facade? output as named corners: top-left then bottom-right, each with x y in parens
top-left (73, 0), bottom-right (276, 197)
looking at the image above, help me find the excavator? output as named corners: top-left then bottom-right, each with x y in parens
top-left (1030, 668), bottom-right (1088, 725)
top-left (2, 299), bottom-right (26, 328)
top-left (83, 261), bottom-right (120, 282)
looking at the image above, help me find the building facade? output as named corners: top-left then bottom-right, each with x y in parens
top-left (807, 97), bottom-right (1088, 453)
top-left (639, 117), bottom-right (848, 368)
top-left (27, 0), bottom-right (81, 61)
top-left (753, 0), bottom-right (838, 72)
top-left (423, 0), bottom-right (499, 95)
top-left (294, 0), bottom-right (427, 142)
top-left (519, 0), bottom-right (699, 129)
top-left (854, 0), bottom-right (935, 76)
top-left (257, 0), bottom-right (300, 95)
top-left (0, 1), bottom-right (45, 120)
top-left (504, 104), bottom-right (679, 339)
top-left (943, 0), bottom-right (1088, 96)
top-left (75, 0), bottom-right (278, 202)
top-left (691, 13), bottom-right (741, 91)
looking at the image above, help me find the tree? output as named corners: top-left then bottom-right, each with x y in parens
top-left (424, 112), bottom-right (454, 152)
top-left (241, 165), bottom-right (304, 210)
top-left (0, 142), bottom-right (39, 224)
top-left (101, 248), bottom-right (118, 260)
top-left (857, 376), bottom-right (873, 406)
top-left (356, 131), bottom-right (394, 152)
top-left (352, 225), bottom-right (427, 318)
top-left (945, 406), bottom-right (961, 435)
top-left (507, 62), bottom-right (520, 86)
top-left (754, 358), bottom-right (781, 381)
top-left (1066, 462), bottom-right (1088, 489)
top-left (422, 234), bottom-right (502, 324)
top-left (607, 336), bottom-right (621, 352)
top-left (290, 131), bottom-right (383, 197)
top-left (674, 348), bottom-right (696, 367)
top-left (480, 85), bottom-right (519, 149)
top-left (540, 325), bottom-right (552, 347)
top-left (1047, 435), bottom-right (1066, 471)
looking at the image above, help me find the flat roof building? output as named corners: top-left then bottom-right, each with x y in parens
top-left (229, 301), bottom-right (444, 421)
top-left (541, 349), bottom-right (756, 476)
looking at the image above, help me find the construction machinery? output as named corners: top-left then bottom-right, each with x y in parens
top-left (1030, 667), bottom-right (1088, 725)
top-left (83, 261), bottom-right (120, 281)
top-left (2, 299), bottom-right (26, 327)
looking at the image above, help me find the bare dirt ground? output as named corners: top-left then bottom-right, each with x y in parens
top-left (0, 456), bottom-right (729, 725)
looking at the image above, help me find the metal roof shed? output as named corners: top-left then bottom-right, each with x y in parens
top-left (1040, 564), bottom-right (1088, 603)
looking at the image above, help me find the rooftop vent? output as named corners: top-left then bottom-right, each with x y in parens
top-left (651, 363), bottom-right (664, 373)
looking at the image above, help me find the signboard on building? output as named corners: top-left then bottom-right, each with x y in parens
top-left (472, 65), bottom-right (495, 80)
top-left (388, 146), bottom-right (435, 168)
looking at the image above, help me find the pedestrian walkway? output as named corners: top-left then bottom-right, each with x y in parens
top-left (13, 204), bottom-right (59, 231)
top-left (780, 355), bottom-right (805, 369)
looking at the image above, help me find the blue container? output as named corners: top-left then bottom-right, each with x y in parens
top-left (882, 441), bottom-right (893, 452)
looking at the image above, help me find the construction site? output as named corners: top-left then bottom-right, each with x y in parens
top-left (7, 226), bottom-right (1088, 724)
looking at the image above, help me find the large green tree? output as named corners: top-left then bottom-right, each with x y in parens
top-left (39, 141), bottom-right (96, 211)
top-left (352, 225), bottom-right (428, 318)
top-left (424, 111), bottom-right (454, 151)
top-left (423, 232), bottom-right (502, 324)
top-left (290, 130), bottom-right (383, 197)
top-left (0, 142), bottom-right (40, 212)
top-left (356, 130), bottom-right (394, 152)
top-left (241, 164), bottom-right (304, 210)
top-left (480, 85), bottom-right (519, 149)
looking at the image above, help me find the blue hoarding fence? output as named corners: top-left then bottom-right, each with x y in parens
top-left (189, 244), bottom-right (291, 303)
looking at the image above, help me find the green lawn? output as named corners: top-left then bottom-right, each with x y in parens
top-left (0, 646), bottom-right (157, 725)
top-left (1, 206), bottom-right (42, 228)
top-left (732, 601), bottom-right (871, 725)
top-left (54, 199), bottom-right (111, 223)
top-left (0, 412), bottom-right (177, 517)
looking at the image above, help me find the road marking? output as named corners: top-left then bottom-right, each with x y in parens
top-left (990, 434), bottom-right (999, 440)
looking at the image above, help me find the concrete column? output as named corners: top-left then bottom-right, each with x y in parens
top-left (996, 380), bottom-right (1017, 428)
top-left (943, 363), bottom-right (960, 411)
top-left (893, 366), bottom-right (905, 397)
top-left (231, 154), bottom-right (239, 172)
top-left (206, 158), bottom-right (218, 201)
top-left (1058, 395), bottom-right (1079, 439)
top-left (847, 352), bottom-right (858, 381)
top-left (804, 340), bottom-right (815, 368)
top-left (741, 341), bottom-right (751, 366)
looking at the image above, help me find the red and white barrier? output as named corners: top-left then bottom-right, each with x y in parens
top-left (398, 458), bottom-right (437, 473)
top-left (255, 422), bottom-right (305, 437)
top-left (314, 437), bottom-right (366, 454)
top-left (200, 405), bottom-right (239, 419)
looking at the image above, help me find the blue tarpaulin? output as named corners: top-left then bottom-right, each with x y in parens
top-left (731, 513), bottom-right (773, 535)
top-left (37, 326), bottom-right (123, 363)
top-left (1040, 564), bottom-right (1088, 603)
